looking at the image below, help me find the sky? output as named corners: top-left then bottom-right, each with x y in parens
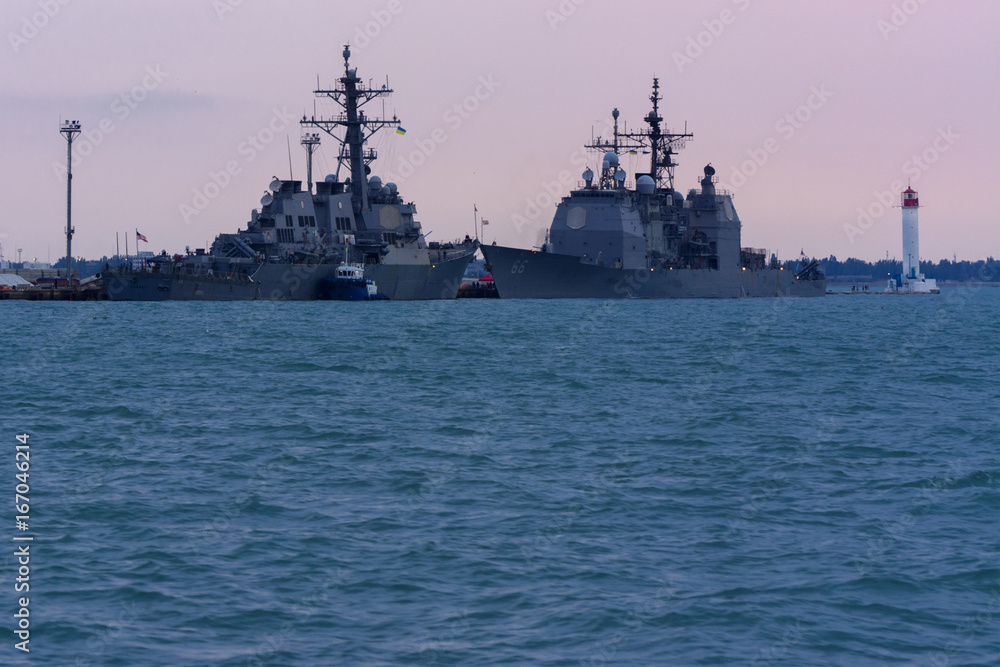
top-left (1, 0), bottom-right (998, 264)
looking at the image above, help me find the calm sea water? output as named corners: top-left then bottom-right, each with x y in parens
top-left (3, 289), bottom-right (998, 666)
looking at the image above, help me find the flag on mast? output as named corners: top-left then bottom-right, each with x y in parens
top-left (136, 230), bottom-right (148, 243)
top-left (481, 220), bottom-right (489, 226)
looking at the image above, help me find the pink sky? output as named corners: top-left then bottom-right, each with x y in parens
top-left (1, 0), bottom-right (997, 263)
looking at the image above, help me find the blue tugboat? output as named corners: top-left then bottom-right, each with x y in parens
top-left (319, 265), bottom-right (389, 301)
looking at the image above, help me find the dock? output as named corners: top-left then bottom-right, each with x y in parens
top-left (1, 286), bottom-right (107, 301)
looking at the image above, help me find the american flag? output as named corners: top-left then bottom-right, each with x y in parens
top-left (481, 219), bottom-right (489, 226)
top-left (136, 230), bottom-right (148, 243)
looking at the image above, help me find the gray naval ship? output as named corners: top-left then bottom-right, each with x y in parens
top-left (102, 46), bottom-right (477, 301)
top-left (482, 80), bottom-right (826, 298)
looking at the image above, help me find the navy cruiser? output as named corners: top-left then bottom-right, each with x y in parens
top-left (102, 46), bottom-right (477, 301)
top-left (481, 80), bottom-right (825, 298)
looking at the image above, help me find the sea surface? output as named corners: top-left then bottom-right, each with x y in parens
top-left (2, 289), bottom-right (998, 666)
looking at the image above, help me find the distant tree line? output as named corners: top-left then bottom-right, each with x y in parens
top-left (23, 254), bottom-right (999, 283)
top-left (782, 256), bottom-right (999, 283)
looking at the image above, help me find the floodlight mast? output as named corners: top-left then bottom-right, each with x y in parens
top-left (60, 120), bottom-right (81, 285)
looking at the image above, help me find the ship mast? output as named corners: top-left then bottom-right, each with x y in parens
top-left (300, 132), bottom-right (321, 194)
top-left (618, 78), bottom-right (693, 191)
top-left (301, 45), bottom-right (400, 216)
top-left (586, 108), bottom-right (644, 158)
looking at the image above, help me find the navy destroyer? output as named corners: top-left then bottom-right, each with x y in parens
top-left (102, 46), bottom-right (477, 301)
top-left (481, 80), bottom-right (825, 298)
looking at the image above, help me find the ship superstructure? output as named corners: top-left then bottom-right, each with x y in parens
top-left (103, 46), bottom-right (476, 301)
top-left (482, 80), bottom-right (825, 298)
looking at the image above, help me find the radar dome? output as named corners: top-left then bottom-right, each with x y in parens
top-left (380, 186), bottom-right (391, 196)
top-left (324, 174), bottom-right (336, 183)
top-left (604, 152), bottom-right (619, 168)
top-left (386, 182), bottom-right (398, 195)
top-left (636, 175), bottom-right (655, 195)
top-left (688, 188), bottom-right (699, 199)
top-left (672, 190), bottom-right (684, 205)
top-left (269, 178), bottom-right (282, 193)
top-left (369, 176), bottom-right (383, 191)
top-left (614, 169), bottom-right (626, 182)
top-left (704, 164), bottom-right (716, 177)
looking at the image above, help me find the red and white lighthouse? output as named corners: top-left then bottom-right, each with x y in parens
top-left (901, 187), bottom-right (920, 281)
top-left (888, 186), bottom-right (938, 293)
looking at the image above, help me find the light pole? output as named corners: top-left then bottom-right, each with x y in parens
top-left (60, 120), bottom-right (81, 286)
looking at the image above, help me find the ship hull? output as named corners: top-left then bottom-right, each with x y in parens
top-left (481, 245), bottom-right (826, 298)
top-left (366, 251), bottom-right (472, 300)
top-left (102, 272), bottom-right (259, 301)
top-left (102, 251), bottom-right (474, 301)
top-left (102, 264), bottom-right (331, 301)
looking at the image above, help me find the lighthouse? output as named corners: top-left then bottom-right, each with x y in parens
top-left (901, 187), bottom-right (920, 280)
top-left (888, 186), bottom-right (938, 293)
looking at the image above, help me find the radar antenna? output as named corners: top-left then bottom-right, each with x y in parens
top-left (585, 108), bottom-right (645, 156)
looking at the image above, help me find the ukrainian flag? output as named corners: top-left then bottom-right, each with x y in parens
top-left (396, 127), bottom-right (407, 136)
top-left (628, 150), bottom-right (638, 156)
